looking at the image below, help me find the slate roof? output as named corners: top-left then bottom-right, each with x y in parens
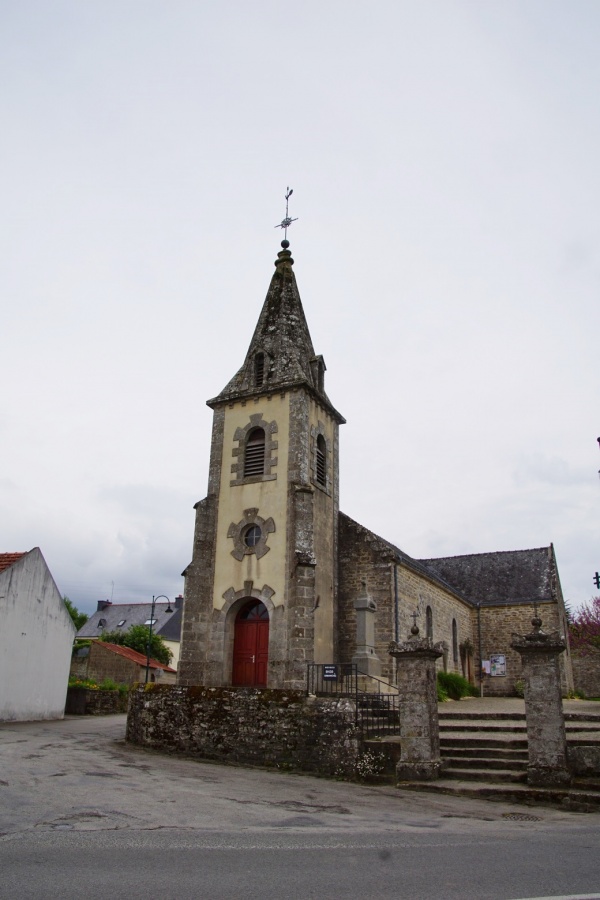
top-left (0, 552), bottom-right (26, 574)
top-left (339, 513), bottom-right (470, 604)
top-left (419, 547), bottom-right (555, 607)
top-left (209, 243), bottom-right (345, 423)
top-left (96, 641), bottom-right (176, 673)
top-left (76, 602), bottom-right (182, 641)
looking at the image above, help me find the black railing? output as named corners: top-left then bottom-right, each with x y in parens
top-left (306, 663), bottom-right (400, 738)
top-left (306, 663), bottom-right (358, 697)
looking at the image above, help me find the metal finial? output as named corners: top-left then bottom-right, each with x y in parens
top-left (274, 186), bottom-right (298, 240)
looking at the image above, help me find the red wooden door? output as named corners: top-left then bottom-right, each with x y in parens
top-left (232, 601), bottom-right (269, 686)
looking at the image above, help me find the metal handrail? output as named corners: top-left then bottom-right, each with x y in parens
top-left (306, 664), bottom-right (400, 738)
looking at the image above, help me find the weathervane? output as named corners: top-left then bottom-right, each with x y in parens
top-left (275, 186), bottom-right (298, 240)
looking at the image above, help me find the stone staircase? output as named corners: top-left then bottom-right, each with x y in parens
top-left (371, 702), bottom-right (600, 810)
top-left (427, 706), bottom-right (600, 809)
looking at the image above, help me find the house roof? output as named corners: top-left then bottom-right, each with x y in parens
top-left (76, 602), bottom-right (182, 641)
top-left (419, 547), bottom-right (556, 607)
top-left (0, 552), bottom-right (26, 574)
top-left (96, 641), bottom-right (176, 672)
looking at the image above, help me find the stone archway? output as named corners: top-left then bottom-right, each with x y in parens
top-left (232, 599), bottom-right (270, 686)
top-left (220, 581), bottom-right (276, 686)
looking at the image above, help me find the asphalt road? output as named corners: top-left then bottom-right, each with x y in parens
top-left (1, 715), bottom-right (599, 900)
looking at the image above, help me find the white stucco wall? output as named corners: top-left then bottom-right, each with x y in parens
top-left (0, 548), bottom-right (76, 721)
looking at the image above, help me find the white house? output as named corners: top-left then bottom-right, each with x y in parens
top-left (0, 548), bottom-right (76, 721)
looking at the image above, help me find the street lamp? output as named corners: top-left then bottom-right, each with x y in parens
top-left (145, 594), bottom-right (172, 684)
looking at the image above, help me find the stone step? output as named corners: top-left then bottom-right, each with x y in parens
top-left (441, 734), bottom-right (529, 749)
top-left (440, 721), bottom-right (527, 733)
top-left (438, 711), bottom-right (526, 721)
top-left (442, 767), bottom-right (528, 784)
top-left (441, 745), bottom-right (528, 761)
top-left (396, 779), bottom-right (600, 811)
top-left (442, 755), bottom-right (527, 772)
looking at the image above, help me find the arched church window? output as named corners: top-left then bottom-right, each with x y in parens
top-left (244, 428), bottom-right (265, 477)
top-left (426, 606), bottom-right (433, 639)
top-left (316, 434), bottom-right (326, 487)
top-left (452, 619), bottom-right (458, 663)
top-left (237, 600), bottom-right (269, 621)
top-left (254, 352), bottom-right (265, 388)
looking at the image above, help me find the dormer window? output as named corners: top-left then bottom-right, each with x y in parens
top-left (316, 434), bottom-right (326, 487)
top-left (244, 427), bottom-right (266, 477)
top-left (254, 352), bottom-right (265, 388)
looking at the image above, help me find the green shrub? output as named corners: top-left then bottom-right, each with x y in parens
top-left (68, 676), bottom-right (99, 690)
top-left (437, 680), bottom-right (448, 702)
top-left (68, 675), bottom-right (129, 693)
top-left (437, 671), bottom-right (478, 701)
top-left (514, 679), bottom-right (525, 698)
top-left (98, 678), bottom-right (129, 695)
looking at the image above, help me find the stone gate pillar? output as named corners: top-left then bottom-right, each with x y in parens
top-left (511, 615), bottom-right (571, 787)
top-left (388, 624), bottom-right (444, 781)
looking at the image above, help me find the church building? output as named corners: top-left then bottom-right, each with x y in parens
top-left (178, 239), bottom-right (574, 697)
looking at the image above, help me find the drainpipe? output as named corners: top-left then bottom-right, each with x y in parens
top-left (477, 601), bottom-right (484, 698)
top-left (393, 559), bottom-right (400, 683)
top-left (393, 560), bottom-right (399, 643)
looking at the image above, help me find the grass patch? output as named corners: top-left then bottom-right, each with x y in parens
top-left (437, 671), bottom-right (478, 701)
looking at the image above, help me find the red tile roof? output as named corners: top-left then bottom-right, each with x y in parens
top-left (0, 552), bottom-right (26, 574)
top-left (96, 641), bottom-right (176, 672)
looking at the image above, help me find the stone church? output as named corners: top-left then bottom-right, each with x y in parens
top-left (178, 240), bottom-right (574, 697)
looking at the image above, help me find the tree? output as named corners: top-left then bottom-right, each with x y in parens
top-left (63, 596), bottom-right (88, 630)
top-left (568, 596), bottom-right (600, 655)
top-left (100, 624), bottom-right (173, 665)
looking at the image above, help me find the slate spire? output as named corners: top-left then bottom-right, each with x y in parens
top-left (209, 241), bottom-right (345, 423)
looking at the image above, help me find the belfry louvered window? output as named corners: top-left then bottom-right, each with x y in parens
top-left (244, 427), bottom-right (266, 477)
top-left (316, 434), bottom-right (326, 486)
top-left (254, 352), bottom-right (265, 387)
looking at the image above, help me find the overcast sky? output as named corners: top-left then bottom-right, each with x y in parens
top-left (1, 1), bottom-right (599, 615)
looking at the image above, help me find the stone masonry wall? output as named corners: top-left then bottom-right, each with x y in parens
top-left (571, 649), bottom-right (600, 698)
top-left (339, 515), bottom-right (472, 684)
top-left (127, 685), bottom-right (361, 777)
top-left (65, 687), bottom-right (129, 715)
top-left (475, 602), bottom-right (574, 697)
top-left (395, 565), bottom-right (471, 678)
top-left (338, 516), bottom-right (395, 681)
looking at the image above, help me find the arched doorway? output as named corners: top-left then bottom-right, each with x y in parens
top-left (232, 600), bottom-right (269, 686)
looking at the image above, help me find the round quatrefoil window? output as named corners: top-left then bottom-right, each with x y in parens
top-left (244, 525), bottom-right (262, 548)
top-left (227, 509), bottom-right (275, 561)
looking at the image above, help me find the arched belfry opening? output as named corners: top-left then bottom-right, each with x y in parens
top-left (232, 600), bottom-right (269, 686)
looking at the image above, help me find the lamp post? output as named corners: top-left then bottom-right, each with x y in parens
top-left (145, 594), bottom-right (172, 684)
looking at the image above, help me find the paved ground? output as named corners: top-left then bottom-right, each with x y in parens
top-left (1, 714), bottom-right (600, 899)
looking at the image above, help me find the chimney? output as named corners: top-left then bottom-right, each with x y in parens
top-left (175, 594), bottom-right (184, 609)
top-left (97, 600), bottom-right (112, 611)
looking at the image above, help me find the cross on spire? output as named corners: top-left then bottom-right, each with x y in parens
top-left (275, 186), bottom-right (298, 240)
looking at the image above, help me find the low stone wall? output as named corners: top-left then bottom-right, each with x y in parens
top-left (65, 687), bottom-right (129, 716)
top-left (572, 650), bottom-right (600, 699)
top-left (126, 685), bottom-right (361, 777)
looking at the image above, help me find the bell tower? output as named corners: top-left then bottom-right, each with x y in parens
top-left (178, 239), bottom-right (345, 690)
